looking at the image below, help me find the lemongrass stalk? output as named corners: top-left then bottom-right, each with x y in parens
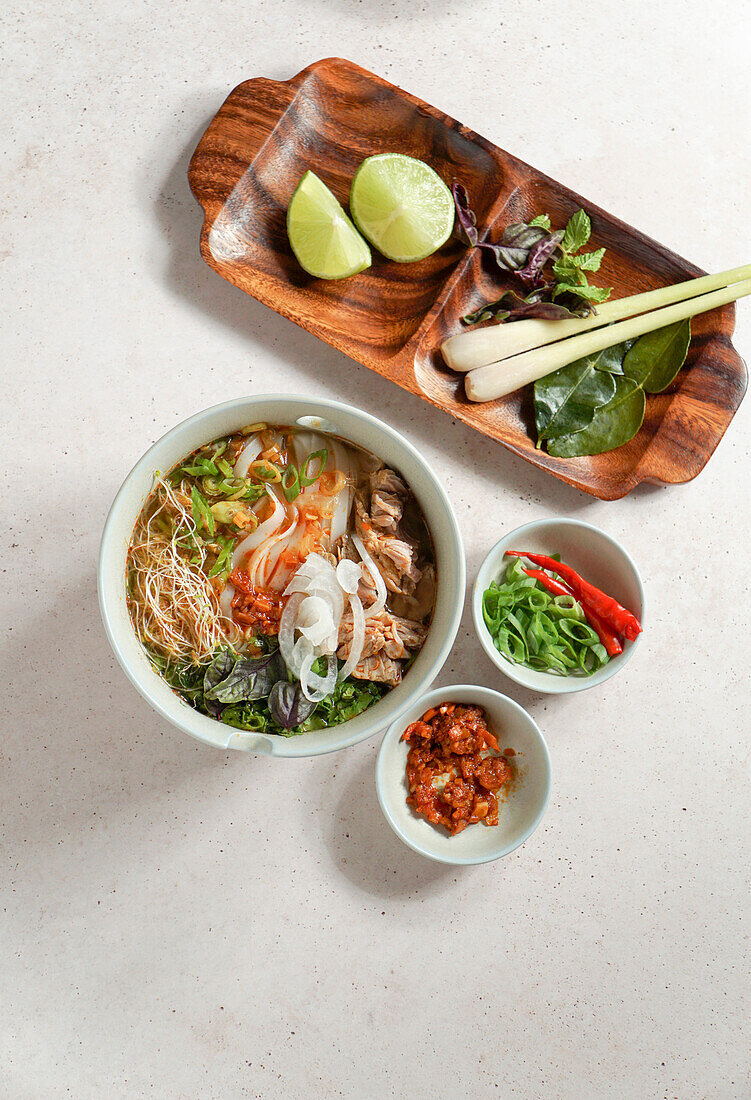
top-left (465, 278), bottom-right (751, 403)
top-left (444, 263), bottom-right (751, 372)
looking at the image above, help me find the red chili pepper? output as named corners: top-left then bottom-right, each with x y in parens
top-left (522, 567), bottom-right (623, 657)
top-left (509, 551), bottom-right (642, 640)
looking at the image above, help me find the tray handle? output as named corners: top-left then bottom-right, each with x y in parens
top-left (188, 77), bottom-right (299, 215)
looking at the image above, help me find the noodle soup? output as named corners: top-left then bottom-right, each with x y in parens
top-left (127, 423), bottom-right (435, 736)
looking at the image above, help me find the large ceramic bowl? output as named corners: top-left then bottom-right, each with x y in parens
top-left (98, 395), bottom-right (465, 757)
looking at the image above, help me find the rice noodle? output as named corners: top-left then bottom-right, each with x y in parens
top-left (231, 487), bottom-right (285, 570)
top-left (246, 507), bottom-right (299, 588)
top-left (128, 475), bottom-right (240, 663)
top-left (292, 432), bottom-right (355, 547)
top-left (233, 435), bottom-right (263, 478)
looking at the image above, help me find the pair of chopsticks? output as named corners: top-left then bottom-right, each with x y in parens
top-left (440, 264), bottom-right (751, 403)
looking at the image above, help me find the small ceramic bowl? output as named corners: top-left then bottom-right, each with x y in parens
top-left (98, 395), bottom-right (465, 757)
top-left (473, 518), bottom-right (644, 695)
top-left (375, 684), bottom-right (552, 865)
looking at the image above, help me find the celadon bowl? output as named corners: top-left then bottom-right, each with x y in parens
top-left (98, 395), bottom-right (465, 757)
top-left (375, 684), bottom-right (552, 865)
top-left (473, 518), bottom-right (645, 695)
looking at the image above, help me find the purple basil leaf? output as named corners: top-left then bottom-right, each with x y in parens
top-left (477, 240), bottom-right (529, 271)
top-left (477, 223), bottom-right (551, 273)
top-left (551, 291), bottom-right (597, 317)
top-left (268, 680), bottom-right (317, 730)
top-left (512, 300), bottom-right (588, 320)
top-left (203, 649), bottom-right (236, 695)
top-left (205, 649), bottom-right (286, 704)
top-left (501, 223), bottom-right (548, 249)
top-left (452, 182), bottom-right (478, 246)
top-left (462, 288), bottom-right (590, 326)
top-left (516, 230), bottom-right (564, 283)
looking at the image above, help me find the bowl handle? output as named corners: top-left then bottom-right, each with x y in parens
top-left (224, 730), bottom-right (278, 754)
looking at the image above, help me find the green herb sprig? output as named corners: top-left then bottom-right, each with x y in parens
top-left (534, 319), bottom-right (691, 456)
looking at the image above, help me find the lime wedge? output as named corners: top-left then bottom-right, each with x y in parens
top-left (349, 153), bottom-right (455, 263)
top-left (286, 171), bottom-right (371, 280)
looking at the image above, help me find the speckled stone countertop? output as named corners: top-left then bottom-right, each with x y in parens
top-left (3, 2), bottom-right (750, 1097)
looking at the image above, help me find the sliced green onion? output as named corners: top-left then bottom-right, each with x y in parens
top-left (208, 534), bottom-right (236, 578)
top-left (481, 556), bottom-right (611, 678)
top-left (248, 459), bottom-right (282, 483)
top-left (190, 486), bottom-right (215, 537)
top-left (182, 459), bottom-right (218, 477)
top-left (300, 449), bottom-right (328, 487)
top-left (282, 464), bottom-right (301, 502)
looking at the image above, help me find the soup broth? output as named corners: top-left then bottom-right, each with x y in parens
top-left (127, 423), bottom-right (435, 736)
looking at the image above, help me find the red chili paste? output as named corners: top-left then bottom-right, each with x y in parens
top-left (402, 703), bottom-right (511, 836)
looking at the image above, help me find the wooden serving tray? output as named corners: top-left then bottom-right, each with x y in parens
top-left (188, 57), bottom-right (747, 500)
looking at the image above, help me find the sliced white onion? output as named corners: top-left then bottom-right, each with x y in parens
top-left (283, 551), bottom-right (329, 589)
top-left (339, 593), bottom-right (365, 680)
top-left (278, 591), bottom-right (305, 675)
top-left (233, 435), bottom-right (263, 478)
top-left (353, 534), bottom-right (387, 617)
top-left (232, 487), bottom-right (284, 570)
top-left (219, 580), bottom-right (234, 618)
top-left (284, 553), bottom-right (344, 626)
top-left (336, 558), bottom-right (362, 594)
top-left (300, 652), bottom-right (338, 703)
top-left (297, 595), bottom-right (336, 649)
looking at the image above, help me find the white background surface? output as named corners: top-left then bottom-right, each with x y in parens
top-left (3, 1), bottom-right (750, 1097)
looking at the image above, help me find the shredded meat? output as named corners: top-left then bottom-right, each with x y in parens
top-left (337, 608), bottom-right (428, 661)
top-left (354, 494), bottom-right (421, 597)
top-left (401, 703), bottom-right (512, 835)
top-left (351, 654), bottom-right (403, 687)
top-left (332, 466), bottom-right (432, 687)
top-left (369, 468), bottom-right (407, 534)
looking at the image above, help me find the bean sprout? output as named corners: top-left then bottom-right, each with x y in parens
top-left (128, 475), bottom-right (241, 663)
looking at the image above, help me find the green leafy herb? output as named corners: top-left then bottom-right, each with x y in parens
top-left (451, 186), bottom-right (611, 324)
top-left (561, 209), bottom-right (591, 254)
top-left (210, 656), bottom-right (284, 704)
top-left (547, 376), bottom-right (646, 457)
top-left (534, 319), bottom-right (691, 457)
top-left (570, 247), bottom-right (606, 272)
top-left (534, 355), bottom-right (618, 443)
top-left (149, 644), bottom-right (387, 738)
top-left (622, 319), bottom-right (691, 393)
top-left (190, 485), bottom-right (215, 537)
top-left (553, 281), bottom-right (612, 304)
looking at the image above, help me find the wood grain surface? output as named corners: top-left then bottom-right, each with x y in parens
top-left (188, 57), bottom-right (747, 500)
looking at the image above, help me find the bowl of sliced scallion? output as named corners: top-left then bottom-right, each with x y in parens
top-left (473, 519), bottom-right (644, 694)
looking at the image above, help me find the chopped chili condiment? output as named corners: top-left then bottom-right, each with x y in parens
top-left (401, 703), bottom-right (512, 836)
top-left (228, 569), bottom-right (287, 635)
